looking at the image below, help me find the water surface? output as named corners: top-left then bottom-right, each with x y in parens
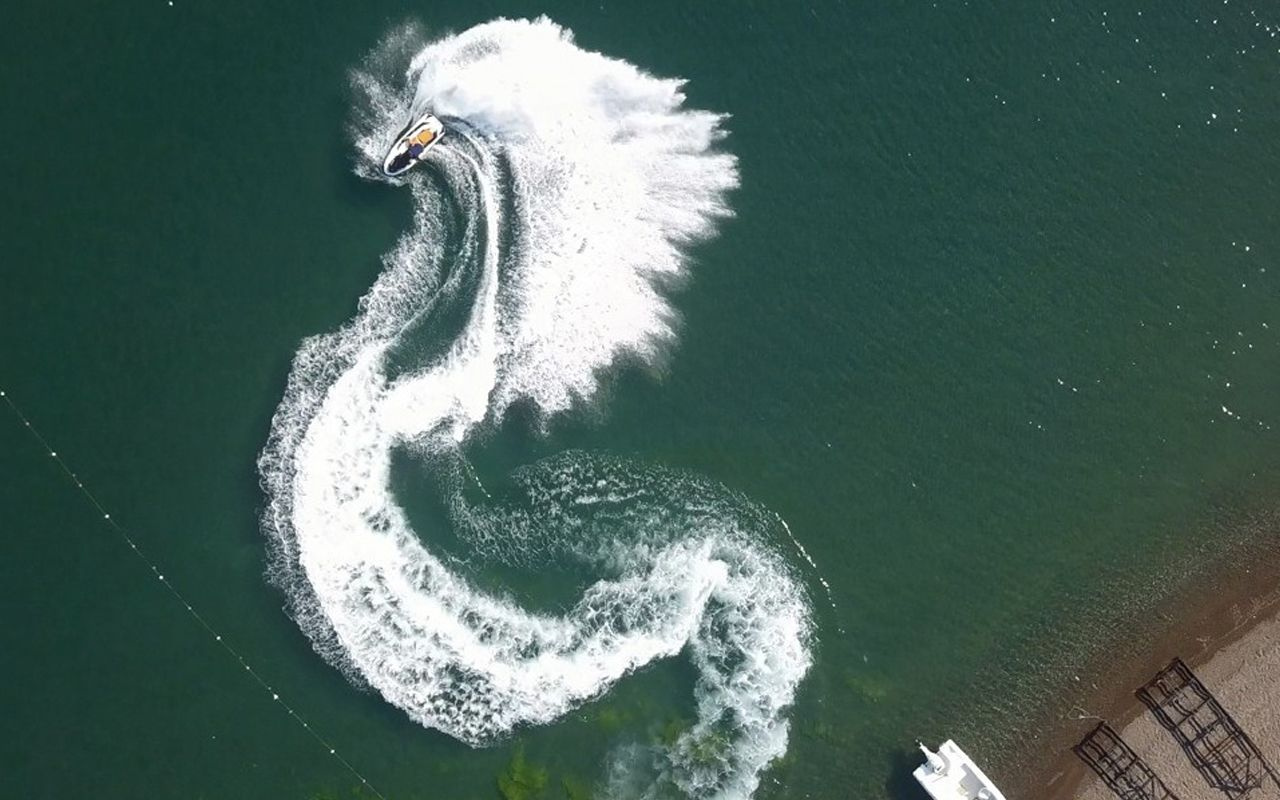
top-left (4, 2), bottom-right (1280, 798)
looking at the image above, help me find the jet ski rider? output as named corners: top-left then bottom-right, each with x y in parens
top-left (407, 128), bottom-right (435, 160)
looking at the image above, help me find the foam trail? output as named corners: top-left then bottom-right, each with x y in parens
top-left (259, 18), bottom-right (813, 799)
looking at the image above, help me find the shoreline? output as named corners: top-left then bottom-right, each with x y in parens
top-left (1018, 513), bottom-right (1280, 800)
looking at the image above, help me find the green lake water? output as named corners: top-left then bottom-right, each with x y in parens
top-left (5, 2), bottom-right (1280, 798)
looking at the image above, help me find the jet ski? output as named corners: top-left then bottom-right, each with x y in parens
top-left (382, 113), bottom-right (445, 177)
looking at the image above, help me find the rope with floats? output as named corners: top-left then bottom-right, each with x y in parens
top-left (0, 387), bottom-right (389, 800)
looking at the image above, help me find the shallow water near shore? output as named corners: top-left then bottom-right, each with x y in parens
top-left (5, 2), bottom-right (1280, 798)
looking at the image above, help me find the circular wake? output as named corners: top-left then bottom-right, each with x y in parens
top-left (259, 18), bottom-right (812, 798)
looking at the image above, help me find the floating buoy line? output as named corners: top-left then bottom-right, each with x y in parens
top-left (0, 388), bottom-right (388, 800)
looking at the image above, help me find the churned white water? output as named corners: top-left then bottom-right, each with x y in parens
top-left (259, 18), bottom-right (812, 798)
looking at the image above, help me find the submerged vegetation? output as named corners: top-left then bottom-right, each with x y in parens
top-left (307, 757), bottom-right (591, 800)
top-left (559, 775), bottom-right (593, 800)
top-left (498, 745), bottom-right (550, 800)
top-left (656, 715), bottom-right (732, 768)
top-left (494, 744), bottom-right (598, 800)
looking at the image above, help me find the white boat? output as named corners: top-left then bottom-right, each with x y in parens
top-left (913, 740), bottom-right (1008, 800)
top-left (382, 113), bottom-right (445, 177)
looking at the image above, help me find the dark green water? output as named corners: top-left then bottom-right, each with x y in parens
top-left (5, 2), bottom-right (1280, 798)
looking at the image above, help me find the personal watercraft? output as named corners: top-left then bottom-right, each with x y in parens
top-left (382, 113), bottom-right (445, 177)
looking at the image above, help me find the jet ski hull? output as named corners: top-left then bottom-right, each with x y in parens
top-left (382, 114), bottom-right (445, 177)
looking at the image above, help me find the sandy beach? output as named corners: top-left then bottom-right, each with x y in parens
top-left (1031, 534), bottom-right (1280, 800)
top-left (1074, 621), bottom-right (1280, 800)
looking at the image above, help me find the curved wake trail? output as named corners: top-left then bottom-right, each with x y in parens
top-left (259, 18), bottom-right (812, 798)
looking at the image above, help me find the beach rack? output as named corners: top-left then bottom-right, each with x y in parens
top-left (1074, 721), bottom-right (1183, 800)
top-left (1136, 657), bottom-right (1280, 800)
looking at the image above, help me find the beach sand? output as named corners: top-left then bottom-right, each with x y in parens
top-left (1031, 544), bottom-right (1280, 800)
top-left (1074, 615), bottom-right (1280, 800)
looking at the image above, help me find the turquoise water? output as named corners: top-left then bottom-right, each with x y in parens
top-left (5, 2), bottom-right (1280, 798)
